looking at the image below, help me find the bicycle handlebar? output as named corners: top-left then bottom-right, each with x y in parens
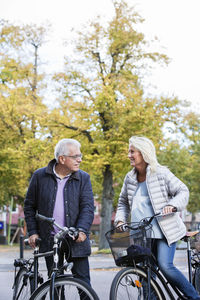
top-left (24, 237), bottom-right (42, 247)
top-left (147, 207), bottom-right (177, 225)
top-left (36, 213), bottom-right (79, 240)
top-left (120, 207), bottom-right (177, 231)
top-left (36, 213), bottom-right (55, 224)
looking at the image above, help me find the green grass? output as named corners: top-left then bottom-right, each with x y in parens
top-left (92, 248), bottom-right (111, 255)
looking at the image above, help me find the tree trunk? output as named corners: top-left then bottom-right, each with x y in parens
top-left (99, 164), bottom-right (114, 249)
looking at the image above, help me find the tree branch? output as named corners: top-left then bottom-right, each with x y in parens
top-left (59, 122), bottom-right (93, 143)
top-left (58, 122), bottom-right (99, 154)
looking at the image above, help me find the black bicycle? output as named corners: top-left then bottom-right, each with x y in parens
top-left (12, 236), bottom-right (45, 300)
top-left (28, 213), bottom-right (99, 300)
top-left (106, 213), bottom-right (200, 300)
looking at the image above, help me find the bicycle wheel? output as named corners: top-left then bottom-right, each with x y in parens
top-left (13, 267), bottom-right (32, 300)
top-left (30, 275), bottom-right (99, 300)
top-left (194, 266), bottom-right (200, 295)
top-left (110, 266), bottom-right (165, 300)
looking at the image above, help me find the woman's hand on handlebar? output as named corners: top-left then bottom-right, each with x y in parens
top-left (162, 205), bottom-right (177, 215)
top-left (116, 221), bottom-right (125, 232)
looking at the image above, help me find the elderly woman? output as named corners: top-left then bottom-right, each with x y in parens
top-left (115, 136), bottom-right (200, 300)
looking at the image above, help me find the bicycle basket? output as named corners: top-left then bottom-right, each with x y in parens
top-left (105, 222), bottom-right (152, 266)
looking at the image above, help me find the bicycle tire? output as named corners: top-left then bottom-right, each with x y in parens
top-left (13, 267), bottom-right (32, 300)
top-left (194, 266), bottom-right (200, 295)
top-left (29, 275), bottom-right (99, 300)
top-left (109, 266), bottom-right (165, 300)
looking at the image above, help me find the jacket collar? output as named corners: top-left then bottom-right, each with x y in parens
top-left (46, 159), bottom-right (80, 180)
top-left (129, 165), bottom-right (151, 179)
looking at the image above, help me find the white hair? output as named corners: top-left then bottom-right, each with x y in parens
top-left (54, 138), bottom-right (81, 162)
top-left (129, 136), bottom-right (160, 173)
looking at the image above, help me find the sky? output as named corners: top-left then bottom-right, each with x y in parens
top-left (1, 0), bottom-right (200, 111)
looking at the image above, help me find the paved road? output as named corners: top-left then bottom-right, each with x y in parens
top-left (0, 245), bottom-right (189, 300)
top-left (0, 245), bottom-right (119, 299)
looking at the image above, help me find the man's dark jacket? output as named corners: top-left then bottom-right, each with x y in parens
top-left (24, 159), bottom-right (94, 256)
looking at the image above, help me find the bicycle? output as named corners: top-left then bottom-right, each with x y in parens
top-left (12, 236), bottom-right (45, 300)
top-left (106, 212), bottom-right (200, 300)
top-left (29, 213), bottom-right (100, 300)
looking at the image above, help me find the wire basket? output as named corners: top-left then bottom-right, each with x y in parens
top-left (106, 221), bottom-right (153, 266)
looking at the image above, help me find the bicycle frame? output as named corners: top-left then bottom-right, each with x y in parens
top-left (137, 255), bottom-right (168, 300)
top-left (33, 244), bottom-right (40, 291)
top-left (47, 225), bottom-right (74, 300)
top-left (23, 238), bottom-right (46, 293)
top-left (50, 234), bottom-right (60, 300)
top-left (14, 214), bottom-right (85, 300)
top-left (184, 233), bottom-right (196, 283)
top-left (143, 235), bottom-right (198, 300)
top-left (30, 214), bottom-right (90, 300)
top-left (13, 241), bottom-right (43, 299)
top-left (108, 213), bottom-right (200, 300)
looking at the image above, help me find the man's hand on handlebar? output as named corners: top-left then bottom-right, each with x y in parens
top-left (76, 231), bottom-right (87, 243)
top-left (28, 234), bottom-right (39, 248)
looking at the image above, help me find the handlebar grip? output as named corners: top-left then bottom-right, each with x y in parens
top-left (121, 224), bottom-right (128, 232)
top-left (156, 207), bottom-right (178, 219)
top-left (24, 238), bottom-right (29, 246)
top-left (35, 238), bottom-right (42, 246)
top-left (24, 237), bottom-right (42, 246)
top-left (68, 227), bottom-right (79, 240)
top-left (36, 213), bottom-right (55, 224)
top-left (155, 207), bottom-right (177, 217)
top-left (172, 207), bottom-right (177, 212)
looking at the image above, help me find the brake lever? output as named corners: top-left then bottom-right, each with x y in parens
top-left (68, 227), bottom-right (79, 240)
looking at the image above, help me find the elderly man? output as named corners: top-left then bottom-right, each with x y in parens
top-left (24, 138), bottom-right (94, 286)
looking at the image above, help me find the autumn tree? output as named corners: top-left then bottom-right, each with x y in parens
top-left (0, 20), bottom-right (50, 204)
top-left (157, 109), bottom-right (200, 229)
top-left (49, 0), bottom-right (184, 249)
top-left (182, 112), bottom-right (200, 215)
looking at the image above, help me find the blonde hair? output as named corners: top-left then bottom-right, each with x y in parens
top-left (129, 136), bottom-right (160, 173)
